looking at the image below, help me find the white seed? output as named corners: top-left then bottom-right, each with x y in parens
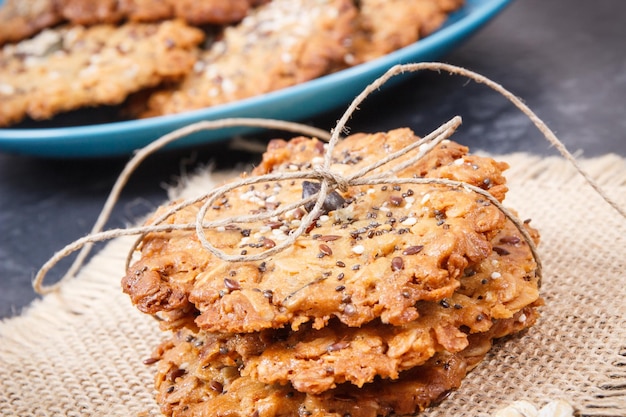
top-left (401, 217), bottom-right (417, 226)
top-left (352, 245), bottom-right (365, 255)
top-left (0, 84), bottom-right (15, 95)
top-left (421, 193), bottom-right (431, 204)
top-left (491, 272), bottom-right (502, 279)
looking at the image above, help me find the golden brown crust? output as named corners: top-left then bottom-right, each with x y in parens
top-left (135, 0), bottom-right (358, 118)
top-left (345, 0), bottom-right (465, 66)
top-left (242, 219), bottom-right (540, 393)
top-left (0, 0), bottom-right (268, 46)
top-left (0, 20), bottom-right (204, 126)
top-left (122, 129), bottom-right (513, 334)
top-left (149, 306), bottom-right (539, 417)
top-left (0, 0), bottom-right (63, 46)
top-left (124, 127), bottom-right (541, 416)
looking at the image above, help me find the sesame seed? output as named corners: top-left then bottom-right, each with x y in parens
top-left (352, 245), bottom-right (365, 255)
top-left (343, 304), bottom-right (356, 315)
top-left (491, 272), bottom-right (502, 279)
top-left (327, 340), bottom-right (350, 352)
top-left (401, 217), bottom-right (417, 226)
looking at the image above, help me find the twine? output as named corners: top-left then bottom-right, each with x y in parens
top-left (33, 63), bottom-right (626, 295)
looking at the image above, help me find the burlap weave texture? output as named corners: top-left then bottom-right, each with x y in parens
top-left (1, 153), bottom-right (624, 417)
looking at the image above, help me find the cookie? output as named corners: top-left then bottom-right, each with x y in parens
top-left (149, 307), bottom-right (539, 417)
top-left (60, 0), bottom-right (268, 26)
top-left (0, 0), bottom-right (62, 46)
top-left (135, 0), bottom-right (357, 118)
top-left (0, 20), bottom-right (204, 127)
top-left (122, 129), bottom-right (513, 334)
top-left (241, 219), bottom-right (540, 394)
top-left (346, 0), bottom-right (464, 65)
top-left (0, 0), bottom-right (267, 46)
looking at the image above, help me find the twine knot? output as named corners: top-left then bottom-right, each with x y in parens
top-left (312, 165), bottom-right (350, 192)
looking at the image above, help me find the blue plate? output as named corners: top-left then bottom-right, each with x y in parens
top-left (0, 0), bottom-right (512, 158)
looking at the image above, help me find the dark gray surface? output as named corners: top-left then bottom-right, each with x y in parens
top-left (1, 0), bottom-right (625, 319)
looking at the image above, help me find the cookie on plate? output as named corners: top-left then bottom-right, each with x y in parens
top-left (346, 0), bottom-right (464, 65)
top-left (0, 20), bottom-right (204, 126)
top-left (60, 0), bottom-right (269, 26)
top-left (135, 0), bottom-right (357, 118)
top-left (122, 129), bottom-right (512, 334)
top-left (0, 0), bottom-right (268, 46)
top-left (0, 0), bottom-right (62, 46)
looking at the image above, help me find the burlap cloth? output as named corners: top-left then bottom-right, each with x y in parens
top-left (1, 152), bottom-right (625, 417)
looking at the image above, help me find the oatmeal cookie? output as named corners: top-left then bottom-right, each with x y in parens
top-left (0, 20), bottom-right (204, 126)
top-left (0, 0), bottom-right (63, 46)
top-left (0, 0), bottom-right (267, 45)
top-left (60, 0), bottom-right (269, 26)
top-left (346, 0), bottom-right (464, 65)
top-left (122, 129), bottom-right (512, 334)
top-left (241, 219), bottom-right (540, 393)
top-left (135, 0), bottom-right (357, 118)
top-left (149, 307), bottom-right (539, 417)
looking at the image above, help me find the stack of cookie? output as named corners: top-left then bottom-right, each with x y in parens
top-left (122, 128), bottom-right (543, 417)
top-left (0, 0), bottom-right (463, 126)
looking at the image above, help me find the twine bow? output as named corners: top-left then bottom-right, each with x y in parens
top-left (33, 62), bottom-right (626, 295)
